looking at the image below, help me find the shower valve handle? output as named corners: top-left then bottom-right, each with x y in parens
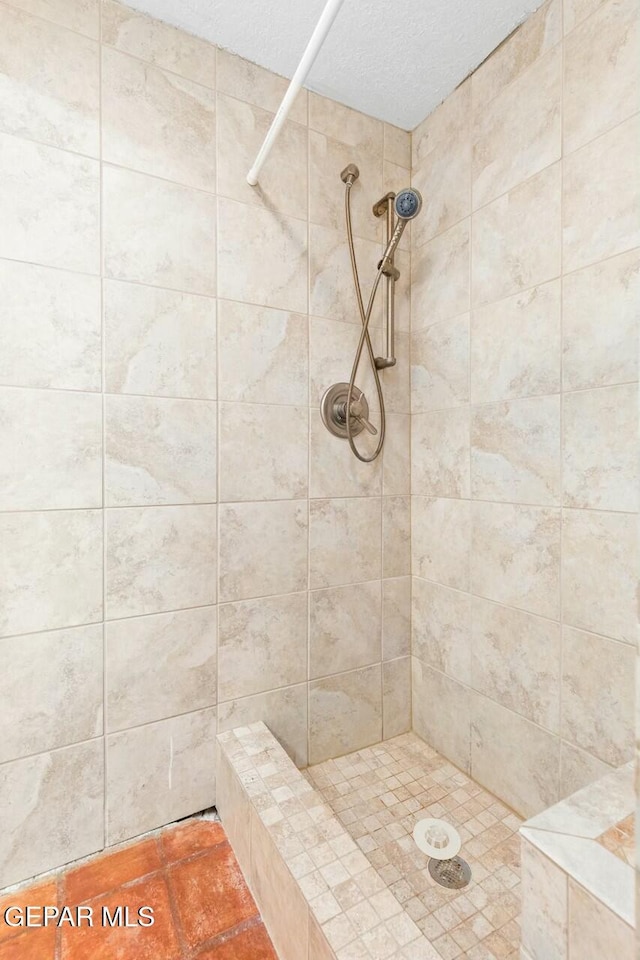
top-left (350, 398), bottom-right (378, 436)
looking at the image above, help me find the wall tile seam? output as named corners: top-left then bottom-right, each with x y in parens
top-left (0, 0), bottom-right (100, 40)
top-left (218, 660), bottom-right (395, 702)
top-left (408, 495), bottom-right (638, 517)
top-left (412, 380), bottom-right (640, 412)
top-left (0, 495), bottom-right (413, 513)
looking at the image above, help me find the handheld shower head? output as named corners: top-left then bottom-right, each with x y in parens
top-left (379, 187), bottom-right (423, 269)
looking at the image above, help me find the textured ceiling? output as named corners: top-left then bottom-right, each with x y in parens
top-left (125, 0), bottom-right (542, 130)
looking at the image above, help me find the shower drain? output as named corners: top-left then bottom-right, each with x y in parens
top-left (428, 856), bottom-right (472, 889)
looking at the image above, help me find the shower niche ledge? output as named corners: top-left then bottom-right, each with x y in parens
top-left (520, 762), bottom-right (635, 960)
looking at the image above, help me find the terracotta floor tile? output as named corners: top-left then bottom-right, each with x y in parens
top-left (195, 920), bottom-right (278, 960)
top-left (169, 843), bottom-right (258, 949)
top-left (0, 926), bottom-right (56, 960)
top-left (64, 839), bottom-right (162, 906)
top-left (0, 881), bottom-right (57, 944)
top-left (60, 873), bottom-right (179, 960)
top-left (161, 820), bottom-right (227, 864)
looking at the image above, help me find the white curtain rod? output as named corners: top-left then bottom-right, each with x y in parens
top-left (246, 0), bottom-right (346, 186)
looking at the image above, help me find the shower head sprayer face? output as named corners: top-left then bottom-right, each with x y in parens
top-left (395, 188), bottom-right (422, 220)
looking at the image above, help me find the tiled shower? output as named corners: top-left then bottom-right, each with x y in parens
top-left (0, 0), bottom-right (638, 955)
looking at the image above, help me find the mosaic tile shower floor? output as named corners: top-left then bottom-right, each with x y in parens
top-left (306, 733), bottom-right (523, 960)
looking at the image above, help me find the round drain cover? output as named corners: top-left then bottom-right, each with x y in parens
top-left (413, 818), bottom-right (461, 860)
top-left (429, 856), bottom-right (472, 889)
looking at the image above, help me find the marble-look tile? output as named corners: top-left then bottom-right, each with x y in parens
top-left (471, 395), bottom-right (561, 505)
top-left (0, 509), bottom-right (102, 638)
top-left (412, 660), bottom-right (471, 772)
top-left (411, 314), bottom-right (470, 412)
top-left (527, 761), bottom-right (634, 838)
top-left (217, 683), bottom-right (308, 768)
top-left (216, 48), bottom-right (305, 122)
top-left (472, 162), bottom-right (561, 307)
top-left (215, 749), bottom-right (251, 874)
top-left (412, 408), bottom-right (470, 497)
top-left (106, 606), bottom-right (217, 731)
top-left (471, 0), bottom-right (562, 105)
top-left (473, 46), bottom-right (561, 209)
top-left (218, 197), bottom-right (307, 312)
top-left (104, 280), bottom-right (216, 399)
top-left (0, 260), bottom-right (101, 391)
top-left (0, 387), bottom-right (102, 510)
top-left (412, 79), bottom-right (470, 170)
top-left (411, 111), bottom-right (470, 247)
top-left (0, 5), bottom-right (99, 154)
top-left (561, 626), bottom-right (635, 766)
top-left (0, 740), bottom-right (103, 889)
top-left (309, 130), bottom-right (382, 242)
top-left (471, 501), bottom-right (560, 618)
top-left (383, 413), bottom-right (410, 496)
top-left (382, 577), bottom-right (410, 661)
top-left (219, 500), bottom-right (308, 601)
top-left (309, 665), bottom-right (382, 764)
top-left (310, 581), bottom-right (381, 679)
top-left (559, 741), bottom-right (613, 799)
top-left (411, 219), bottom-right (470, 328)
top-left (309, 223), bottom-right (383, 327)
top-left (217, 93), bottom-right (307, 218)
top-left (563, 383), bottom-right (637, 512)
top-left (382, 496), bottom-right (410, 578)
top-left (568, 879), bottom-right (635, 959)
top-left (411, 497), bottom-right (471, 590)
top-left (309, 414), bottom-right (382, 499)
top-left (102, 47), bottom-right (215, 191)
top-left (101, 0), bottom-right (215, 85)
top-left (383, 658), bottom-right (411, 739)
top-left (471, 694), bottom-right (560, 816)
top-left (562, 250), bottom-right (640, 391)
top-left (561, 508), bottom-right (636, 644)
top-left (8, 0), bottom-right (98, 35)
top-left (106, 504), bottom-right (217, 618)
top-left (106, 708), bottom-right (216, 844)
top-left (412, 578), bottom-right (472, 684)
top-left (309, 498), bottom-right (382, 589)
top-left (471, 597), bottom-right (561, 731)
top-left (0, 132), bottom-right (99, 273)
top-left (0, 624), bottom-right (102, 764)
top-left (309, 93), bottom-right (383, 156)
top-left (220, 402), bottom-right (308, 501)
top-left (104, 165), bottom-right (216, 295)
top-left (309, 315), bottom-right (379, 408)
top-left (379, 332), bottom-right (410, 415)
top-left (218, 300), bottom-right (307, 405)
top-left (218, 593), bottom-right (308, 700)
top-left (105, 395), bottom-right (216, 506)
top-left (384, 123), bottom-right (410, 168)
top-left (563, 115), bottom-right (640, 273)
top-left (520, 838), bottom-right (567, 960)
top-left (471, 280), bottom-right (561, 402)
top-left (564, 0), bottom-right (639, 153)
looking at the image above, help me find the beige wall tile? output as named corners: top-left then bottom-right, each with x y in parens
top-left (383, 658), bottom-right (411, 739)
top-left (106, 607), bottom-right (217, 731)
top-left (564, 0), bottom-right (639, 153)
top-left (309, 664), bottom-right (382, 764)
top-left (520, 838), bottom-right (567, 960)
top-left (104, 280), bottom-right (216, 399)
top-left (103, 165), bottom-right (216, 295)
top-left (309, 223), bottom-right (383, 326)
top-left (0, 5), bottom-right (99, 154)
top-left (102, 47), bottom-right (215, 191)
top-left (217, 683), bottom-right (308, 767)
top-left (0, 509), bottom-right (102, 638)
top-left (412, 496), bottom-right (471, 589)
top-left (564, 0), bottom-right (606, 32)
top-left (0, 624), bottom-right (102, 763)
top-left (215, 750), bottom-right (251, 873)
top-left (379, 331), bottom-right (410, 414)
top-left (106, 708), bottom-right (216, 844)
top-left (471, 694), bottom-right (560, 816)
top-left (102, 0), bottom-right (215, 85)
top-left (472, 162), bottom-right (561, 306)
top-left (412, 80), bottom-right (470, 170)
top-left (384, 123), bottom-right (410, 168)
top-left (471, 501), bottom-right (561, 618)
top-left (309, 130), bottom-right (382, 243)
top-left (220, 402), bottom-right (308, 501)
top-left (309, 93), bottom-right (383, 156)
top-left (472, 46), bottom-right (561, 208)
top-left (412, 408), bottom-right (470, 497)
top-left (219, 500), bottom-right (308, 601)
top-left (411, 314), bottom-right (470, 412)
top-left (309, 315), bottom-right (379, 408)
top-left (471, 280), bottom-right (561, 403)
top-left (9, 0), bottom-right (98, 36)
top-left (412, 219), bottom-right (470, 327)
top-left (0, 740), bottom-right (103, 889)
top-left (561, 508), bottom-right (636, 644)
top-left (561, 626), bottom-right (635, 765)
top-left (218, 593), bottom-right (307, 700)
top-left (309, 498), bottom-right (382, 589)
top-left (412, 113), bottom-right (470, 246)
top-left (218, 197), bottom-right (307, 312)
top-left (471, 395), bottom-right (561, 505)
top-left (106, 504), bottom-right (216, 618)
top-left (412, 578), bottom-right (472, 683)
top-left (559, 741), bottom-right (613, 798)
top-left (0, 387), bottom-right (102, 510)
top-left (0, 133), bottom-right (99, 273)
top-left (563, 383), bottom-right (638, 511)
top-left (568, 880), bottom-right (635, 960)
top-left (310, 414), bottom-right (382, 499)
top-left (382, 413), bottom-right (410, 496)
top-left (216, 48), bottom-right (305, 122)
top-left (218, 300), bottom-right (307, 405)
top-left (383, 577), bottom-right (411, 661)
top-left (562, 250), bottom-right (640, 391)
top-left (563, 115), bottom-right (640, 272)
top-left (412, 660), bottom-right (471, 772)
top-left (310, 581), bottom-right (381, 679)
top-left (382, 496), bottom-right (410, 578)
top-left (471, 597), bottom-right (561, 731)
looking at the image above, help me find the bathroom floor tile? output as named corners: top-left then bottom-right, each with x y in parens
top-left (161, 820), bottom-right (227, 863)
top-left (194, 919), bottom-right (279, 959)
top-left (0, 926), bottom-right (56, 960)
top-left (0, 880), bottom-right (57, 943)
top-left (64, 838), bottom-right (163, 905)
